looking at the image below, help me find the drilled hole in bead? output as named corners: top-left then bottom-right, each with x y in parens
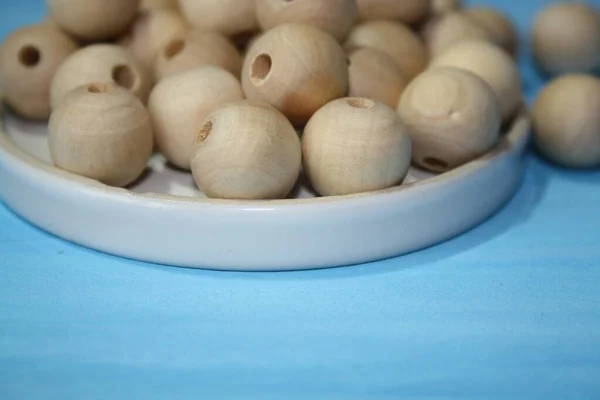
top-left (251, 53), bottom-right (272, 85)
top-left (19, 45), bottom-right (41, 67)
top-left (347, 98), bottom-right (375, 109)
top-left (86, 83), bottom-right (116, 93)
top-left (423, 157), bottom-right (449, 170)
top-left (196, 121), bottom-right (213, 144)
top-left (165, 38), bottom-right (185, 59)
top-left (111, 65), bottom-right (136, 90)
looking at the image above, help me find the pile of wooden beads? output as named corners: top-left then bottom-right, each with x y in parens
top-left (1, 0), bottom-right (597, 201)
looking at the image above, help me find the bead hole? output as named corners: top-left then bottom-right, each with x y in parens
top-left (19, 45), bottom-right (41, 67)
top-left (347, 98), bottom-right (375, 109)
top-left (196, 121), bottom-right (213, 144)
top-left (165, 39), bottom-right (185, 59)
top-left (251, 53), bottom-right (272, 85)
top-left (112, 65), bottom-right (136, 90)
top-left (424, 157), bottom-right (449, 170)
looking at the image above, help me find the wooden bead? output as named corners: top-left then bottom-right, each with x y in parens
top-left (48, 83), bottom-right (154, 187)
top-left (430, 40), bottom-right (522, 122)
top-left (425, 12), bottom-right (495, 58)
top-left (255, 0), bottom-right (358, 42)
top-left (50, 44), bottom-right (152, 109)
top-left (464, 7), bottom-right (518, 57)
top-left (242, 23), bottom-right (349, 126)
top-left (348, 48), bottom-right (409, 109)
top-left (344, 21), bottom-right (427, 80)
top-left (357, 0), bottom-right (430, 25)
top-left (432, 0), bottom-right (462, 15)
top-left (532, 3), bottom-right (600, 75)
top-left (532, 74), bottom-right (600, 168)
top-left (119, 8), bottom-right (188, 67)
top-left (178, 0), bottom-right (257, 37)
top-left (0, 24), bottom-right (78, 119)
top-left (302, 97), bottom-right (412, 197)
top-left (398, 67), bottom-right (501, 173)
top-left (153, 29), bottom-right (242, 81)
top-left (140, 0), bottom-right (178, 11)
top-left (190, 101), bottom-right (302, 200)
top-left (148, 67), bottom-right (244, 170)
top-left (45, 0), bottom-right (140, 41)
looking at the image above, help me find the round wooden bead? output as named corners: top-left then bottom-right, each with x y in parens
top-left (178, 0), bottom-right (257, 37)
top-left (425, 12), bottom-right (495, 57)
top-left (119, 8), bottom-right (188, 67)
top-left (242, 23), bottom-right (349, 126)
top-left (532, 74), bottom-right (600, 168)
top-left (153, 29), bottom-right (242, 81)
top-left (302, 97), bottom-right (412, 197)
top-left (45, 0), bottom-right (140, 41)
top-left (430, 40), bottom-right (522, 122)
top-left (532, 3), bottom-right (600, 75)
top-left (190, 101), bottom-right (302, 200)
top-left (0, 24), bottom-right (78, 119)
top-left (50, 44), bottom-right (152, 109)
top-left (398, 67), bottom-right (501, 173)
top-left (348, 48), bottom-right (409, 109)
top-left (357, 0), bottom-right (430, 25)
top-left (255, 0), bottom-right (358, 42)
top-left (432, 0), bottom-right (462, 15)
top-left (464, 7), bottom-right (518, 56)
top-left (148, 67), bottom-right (244, 170)
top-left (141, 0), bottom-right (178, 11)
top-left (48, 83), bottom-right (154, 187)
top-left (344, 21), bottom-right (427, 80)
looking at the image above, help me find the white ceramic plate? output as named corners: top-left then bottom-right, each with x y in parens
top-left (0, 103), bottom-right (531, 271)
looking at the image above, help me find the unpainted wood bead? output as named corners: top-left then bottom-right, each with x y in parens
top-left (45, 0), bottom-right (140, 41)
top-left (464, 7), bottom-right (518, 57)
top-left (140, 0), bottom-right (178, 11)
top-left (190, 101), bottom-right (302, 200)
top-left (398, 67), bottom-right (501, 173)
top-left (255, 0), bottom-right (358, 42)
top-left (178, 0), bottom-right (257, 37)
top-left (432, 0), bottom-right (462, 15)
top-left (0, 24), bottom-right (78, 119)
top-left (424, 12), bottom-right (495, 58)
top-left (50, 44), bottom-right (152, 109)
top-left (532, 3), bottom-right (600, 75)
top-left (48, 83), bottom-right (154, 187)
top-left (357, 0), bottom-right (430, 25)
top-left (532, 74), bottom-right (600, 168)
top-left (119, 8), bottom-right (188, 67)
top-left (344, 21), bottom-right (428, 80)
top-left (348, 48), bottom-right (409, 109)
top-left (153, 29), bottom-right (242, 81)
top-left (242, 23), bottom-right (349, 126)
top-left (430, 40), bottom-right (522, 122)
top-left (303, 97), bottom-right (412, 197)
top-left (148, 67), bottom-right (244, 170)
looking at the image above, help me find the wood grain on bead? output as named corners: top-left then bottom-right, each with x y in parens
top-left (45, 0), bottom-right (140, 41)
top-left (255, 0), bottom-right (358, 42)
top-left (148, 67), bottom-right (244, 170)
top-left (430, 40), bottom-right (522, 122)
top-left (424, 12), bottom-right (495, 58)
top-left (532, 74), bottom-right (600, 168)
top-left (190, 101), bottom-right (302, 200)
top-left (398, 67), bottom-right (501, 173)
top-left (178, 0), bottom-right (257, 37)
top-left (0, 24), bottom-right (78, 119)
top-left (302, 97), bottom-right (412, 197)
top-left (357, 0), bottom-right (430, 24)
top-left (140, 0), bottom-right (178, 11)
top-left (50, 44), bottom-right (152, 109)
top-left (153, 29), bottom-right (242, 81)
top-left (464, 7), bottom-right (518, 56)
top-left (344, 21), bottom-right (427, 80)
top-left (432, 0), bottom-right (462, 15)
top-left (242, 23), bottom-right (349, 126)
top-left (532, 3), bottom-right (600, 75)
top-left (48, 83), bottom-right (153, 187)
top-left (348, 48), bottom-right (409, 109)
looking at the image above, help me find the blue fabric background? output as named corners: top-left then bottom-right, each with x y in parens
top-left (1, 0), bottom-right (599, 398)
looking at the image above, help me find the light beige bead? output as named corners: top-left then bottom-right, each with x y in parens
top-left (255, 0), bottom-right (358, 42)
top-left (148, 67), bottom-right (244, 170)
top-left (242, 23), bottom-right (349, 126)
top-left (0, 24), bottom-right (78, 119)
top-left (464, 7), bottom-right (518, 56)
top-left (345, 21), bottom-right (427, 80)
top-left (425, 12), bottom-right (495, 57)
top-left (50, 44), bottom-right (152, 109)
top-left (398, 67), bottom-right (501, 173)
top-left (348, 48), bottom-right (409, 109)
top-left (357, 0), bottom-right (430, 24)
top-left (430, 40), bottom-right (522, 122)
top-left (303, 98), bottom-right (412, 197)
top-left (45, 0), bottom-right (139, 41)
top-left (119, 8), bottom-right (188, 67)
top-left (532, 74), bottom-right (600, 168)
top-left (432, 0), bottom-right (462, 15)
top-left (190, 101), bottom-right (302, 200)
top-left (48, 83), bottom-right (154, 187)
top-left (140, 0), bottom-right (178, 11)
top-left (178, 0), bottom-right (257, 37)
top-left (532, 3), bottom-right (600, 75)
top-left (153, 29), bottom-right (242, 81)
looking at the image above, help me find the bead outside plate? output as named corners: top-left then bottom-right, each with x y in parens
top-left (0, 101), bottom-right (531, 271)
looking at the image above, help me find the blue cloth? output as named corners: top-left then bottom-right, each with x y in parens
top-left (1, 0), bottom-right (599, 398)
